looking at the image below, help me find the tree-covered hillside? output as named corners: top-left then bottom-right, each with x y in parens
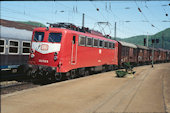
top-left (16, 21), bottom-right (46, 27)
top-left (119, 28), bottom-right (170, 50)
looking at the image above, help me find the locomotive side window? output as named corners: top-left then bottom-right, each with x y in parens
top-left (48, 33), bottom-right (62, 43)
top-left (9, 40), bottom-right (19, 54)
top-left (34, 32), bottom-right (44, 42)
top-left (112, 43), bottom-right (115, 49)
top-left (0, 39), bottom-right (5, 54)
top-left (93, 38), bottom-right (98, 47)
top-left (99, 40), bottom-right (103, 48)
top-left (72, 36), bottom-right (76, 44)
top-left (104, 41), bottom-right (108, 48)
top-left (22, 41), bottom-right (31, 54)
top-left (109, 42), bottom-right (112, 49)
top-left (86, 37), bottom-right (93, 47)
top-left (79, 35), bottom-right (86, 46)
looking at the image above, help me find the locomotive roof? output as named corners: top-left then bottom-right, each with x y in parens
top-left (33, 27), bottom-right (116, 42)
top-left (136, 45), bottom-right (149, 50)
top-left (0, 25), bottom-right (32, 40)
top-left (118, 41), bottom-right (137, 48)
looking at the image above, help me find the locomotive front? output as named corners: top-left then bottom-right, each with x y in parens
top-left (27, 27), bottom-right (64, 79)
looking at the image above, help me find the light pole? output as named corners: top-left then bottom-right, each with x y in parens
top-left (151, 42), bottom-right (154, 68)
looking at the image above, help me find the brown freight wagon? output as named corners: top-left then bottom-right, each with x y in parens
top-left (158, 48), bottom-right (167, 63)
top-left (117, 41), bottom-right (138, 66)
top-left (136, 45), bottom-right (150, 64)
top-left (167, 50), bottom-right (170, 62)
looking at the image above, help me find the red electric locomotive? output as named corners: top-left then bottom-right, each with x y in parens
top-left (27, 23), bottom-right (118, 80)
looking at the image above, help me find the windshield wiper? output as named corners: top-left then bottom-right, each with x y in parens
top-left (34, 37), bottom-right (38, 42)
top-left (49, 37), bottom-right (55, 43)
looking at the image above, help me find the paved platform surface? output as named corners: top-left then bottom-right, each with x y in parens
top-left (1, 63), bottom-right (170, 113)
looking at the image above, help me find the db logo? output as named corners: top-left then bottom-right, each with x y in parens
top-left (41, 44), bottom-right (49, 51)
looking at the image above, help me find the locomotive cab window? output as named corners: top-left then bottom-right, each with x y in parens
top-left (9, 40), bottom-right (19, 54)
top-left (34, 32), bottom-right (44, 42)
top-left (93, 38), bottom-right (99, 47)
top-left (0, 39), bottom-right (5, 54)
top-left (22, 41), bottom-right (31, 54)
top-left (99, 40), bottom-right (103, 48)
top-left (48, 33), bottom-right (62, 43)
top-left (86, 37), bottom-right (93, 47)
top-left (79, 35), bottom-right (86, 46)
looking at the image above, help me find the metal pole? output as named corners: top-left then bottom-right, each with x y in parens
top-left (82, 13), bottom-right (85, 28)
top-left (162, 32), bottom-right (164, 48)
top-left (151, 42), bottom-right (154, 68)
top-left (147, 32), bottom-right (149, 47)
top-left (114, 22), bottom-right (116, 40)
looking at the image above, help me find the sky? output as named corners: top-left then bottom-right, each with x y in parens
top-left (1, 1), bottom-right (170, 38)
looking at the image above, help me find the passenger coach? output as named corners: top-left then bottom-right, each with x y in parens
top-left (0, 25), bottom-right (32, 71)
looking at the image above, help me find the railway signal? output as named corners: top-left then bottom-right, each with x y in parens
top-left (151, 38), bottom-right (159, 68)
top-left (144, 38), bottom-right (146, 46)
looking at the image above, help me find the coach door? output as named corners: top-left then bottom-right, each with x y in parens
top-left (71, 35), bottom-right (78, 65)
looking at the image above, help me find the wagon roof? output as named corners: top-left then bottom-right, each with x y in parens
top-left (117, 41), bottom-right (137, 48)
top-left (157, 48), bottom-right (167, 52)
top-left (149, 47), bottom-right (159, 51)
top-left (136, 45), bottom-right (149, 50)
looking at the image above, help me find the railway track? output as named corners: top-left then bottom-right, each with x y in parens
top-left (1, 81), bottom-right (40, 95)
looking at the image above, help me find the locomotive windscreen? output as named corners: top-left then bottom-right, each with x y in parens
top-left (34, 32), bottom-right (44, 42)
top-left (48, 33), bottom-right (62, 43)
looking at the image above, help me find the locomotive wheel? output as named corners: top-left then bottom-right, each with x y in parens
top-left (84, 70), bottom-right (89, 76)
top-left (102, 66), bottom-right (106, 72)
top-left (66, 70), bottom-right (76, 80)
top-left (54, 73), bottom-right (62, 81)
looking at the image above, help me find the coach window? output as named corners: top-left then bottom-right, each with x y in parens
top-left (9, 40), bottom-right (19, 54)
top-left (79, 35), bottom-right (86, 46)
top-left (22, 41), bottom-right (31, 55)
top-left (99, 40), bottom-right (103, 48)
top-left (0, 39), bottom-right (5, 54)
top-left (104, 41), bottom-right (108, 48)
top-left (93, 38), bottom-right (98, 47)
top-left (86, 37), bottom-right (93, 47)
top-left (34, 32), bottom-right (44, 42)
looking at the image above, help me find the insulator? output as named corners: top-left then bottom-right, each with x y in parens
top-left (138, 8), bottom-right (142, 12)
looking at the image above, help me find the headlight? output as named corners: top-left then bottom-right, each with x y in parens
top-left (54, 52), bottom-right (58, 56)
top-left (31, 54), bottom-right (35, 58)
top-left (31, 49), bottom-right (35, 53)
top-left (54, 56), bottom-right (57, 61)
